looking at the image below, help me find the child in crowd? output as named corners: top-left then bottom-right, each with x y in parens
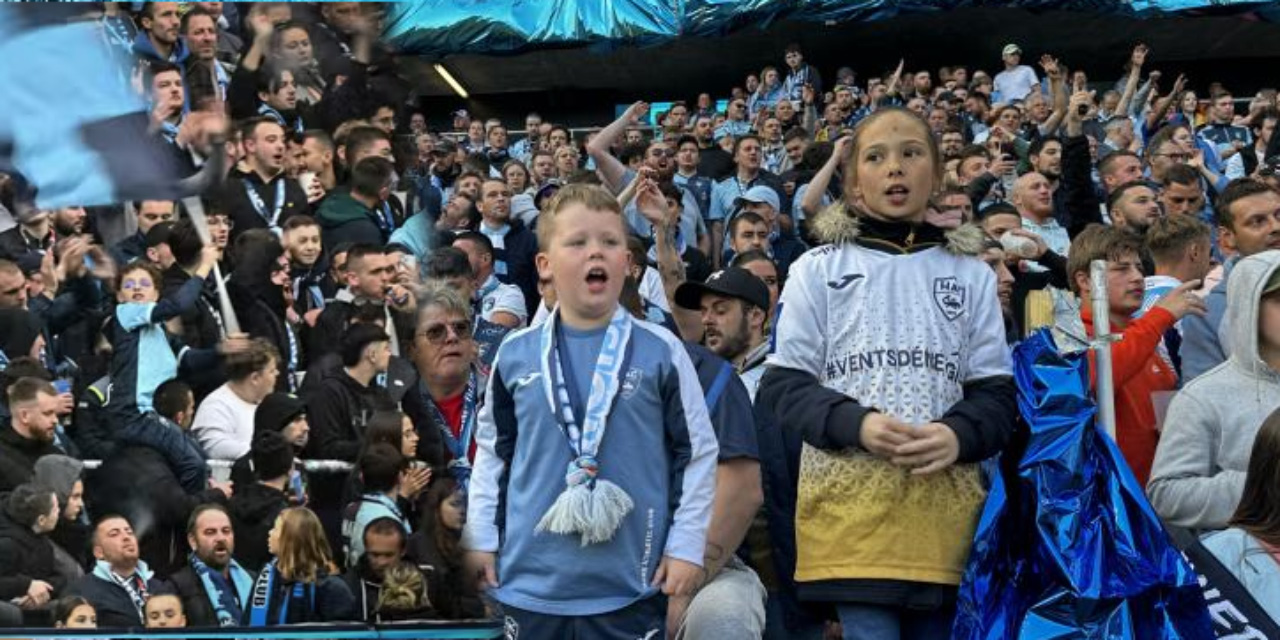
top-left (1201, 405), bottom-right (1280, 623)
top-left (283, 215), bottom-right (327, 327)
top-left (1066, 225), bottom-right (1204, 485)
top-left (249, 507), bottom-right (355, 625)
top-left (374, 561), bottom-right (434, 622)
top-left (53, 596), bottom-right (96, 628)
top-left (408, 476), bottom-right (483, 620)
top-left (108, 249), bottom-right (247, 493)
top-left (760, 108), bottom-right (1017, 640)
top-left (346, 443), bottom-right (412, 567)
top-left (462, 184), bottom-right (719, 638)
top-left (144, 593), bottom-right (187, 629)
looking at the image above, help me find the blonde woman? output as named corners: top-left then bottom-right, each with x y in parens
top-left (245, 507), bottom-right (356, 625)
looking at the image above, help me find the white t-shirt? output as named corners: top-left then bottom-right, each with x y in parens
top-left (477, 275), bottom-right (528, 325)
top-left (639, 266), bottom-right (671, 312)
top-left (993, 65), bottom-right (1039, 103)
top-left (192, 383), bottom-right (260, 460)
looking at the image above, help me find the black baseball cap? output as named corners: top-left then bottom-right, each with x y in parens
top-left (675, 267), bottom-right (770, 312)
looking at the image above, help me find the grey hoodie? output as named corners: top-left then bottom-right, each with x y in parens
top-left (1147, 250), bottom-right (1280, 530)
top-left (33, 454), bottom-right (83, 507)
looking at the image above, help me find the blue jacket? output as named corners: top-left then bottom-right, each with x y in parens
top-left (1181, 260), bottom-right (1234, 382)
top-left (463, 313), bottom-right (719, 616)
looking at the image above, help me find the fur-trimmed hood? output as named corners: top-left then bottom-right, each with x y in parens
top-left (811, 200), bottom-right (986, 257)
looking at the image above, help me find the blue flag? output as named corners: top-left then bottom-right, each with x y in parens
top-left (0, 6), bottom-right (192, 209)
top-left (954, 330), bottom-right (1215, 639)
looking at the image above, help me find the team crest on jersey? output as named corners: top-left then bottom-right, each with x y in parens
top-left (620, 367), bottom-right (643, 398)
top-left (504, 615), bottom-right (519, 639)
top-left (484, 297), bottom-right (496, 312)
top-left (932, 277), bottom-right (966, 321)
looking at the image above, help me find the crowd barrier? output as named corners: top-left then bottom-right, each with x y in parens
top-left (80, 459), bottom-right (355, 483)
top-left (0, 620), bottom-right (501, 638)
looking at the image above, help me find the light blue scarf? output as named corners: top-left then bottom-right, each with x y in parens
top-left (535, 305), bottom-right (635, 545)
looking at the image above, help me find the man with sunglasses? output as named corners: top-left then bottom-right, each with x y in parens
top-left (402, 283), bottom-right (481, 472)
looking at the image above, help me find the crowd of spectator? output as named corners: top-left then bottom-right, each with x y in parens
top-left (2, 1), bottom-right (1280, 638)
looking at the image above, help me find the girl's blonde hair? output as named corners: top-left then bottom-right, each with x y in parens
top-left (376, 562), bottom-right (428, 612)
top-left (840, 107), bottom-right (943, 205)
top-left (275, 507), bottom-right (334, 584)
top-left (534, 183), bottom-right (624, 251)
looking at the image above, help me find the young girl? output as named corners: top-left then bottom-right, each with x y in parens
top-left (53, 596), bottom-right (96, 628)
top-left (1201, 406), bottom-right (1280, 622)
top-left (248, 507), bottom-right (356, 625)
top-left (108, 249), bottom-right (238, 493)
top-left (408, 476), bottom-right (483, 620)
top-left (374, 561), bottom-right (434, 622)
top-left (760, 108), bottom-right (1015, 640)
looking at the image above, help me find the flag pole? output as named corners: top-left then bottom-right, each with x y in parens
top-left (1089, 259), bottom-right (1116, 440)
top-left (182, 195), bottom-right (241, 336)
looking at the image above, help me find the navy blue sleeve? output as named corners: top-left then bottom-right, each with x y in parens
top-left (151, 274), bottom-right (206, 324)
top-left (683, 343), bottom-right (758, 461)
top-left (709, 368), bottom-right (759, 461)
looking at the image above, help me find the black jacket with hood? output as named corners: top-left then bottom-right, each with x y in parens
top-left (227, 481), bottom-right (291, 575)
top-left (228, 238), bottom-right (302, 392)
top-left (0, 504), bottom-right (63, 601)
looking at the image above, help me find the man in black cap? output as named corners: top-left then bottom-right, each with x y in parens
top-left (229, 392), bottom-right (309, 488)
top-left (675, 267), bottom-right (771, 400)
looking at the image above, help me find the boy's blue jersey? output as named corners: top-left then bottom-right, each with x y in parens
top-left (107, 275), bottom-right (205, 416)
top-left (463, 315), bottom-right (719, 616)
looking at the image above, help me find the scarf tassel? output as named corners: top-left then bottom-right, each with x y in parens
top-left (536, 478), bottom-right (634, 547)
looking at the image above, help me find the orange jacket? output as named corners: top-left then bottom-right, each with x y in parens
top-left (1082, 305), bottom-right (1178, 485)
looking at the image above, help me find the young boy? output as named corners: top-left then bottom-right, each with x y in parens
top-left (145, 593), bottom-right (187, 629)
top-left (463, 184), bottom-right (719, 638)
top-left (282, 215), bottom-right (326, 327)
top-left (108, 248), bottom-right (241, 494)
top-left (1066, 225), bottom-right (1205, 485)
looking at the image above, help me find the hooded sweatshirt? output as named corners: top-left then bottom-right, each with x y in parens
top-left (228, 482), bottom-right (290, 574)
top-left (228, 239), bottom-right (300, 393)
top-left (317, 188), bottom-right (390, 249)
top-left (34, 455), bottom-right (90, 571)
top-left (0, 307), bottom-right (42, 362)
top-left (1147, 251), bottom-right (1280, 530)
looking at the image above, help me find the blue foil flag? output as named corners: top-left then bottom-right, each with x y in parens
top-left (953, 330), bottom-right (1214, 639)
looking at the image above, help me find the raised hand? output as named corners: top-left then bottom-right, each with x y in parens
top-left (1155, 279), bottom-right (1208, 320)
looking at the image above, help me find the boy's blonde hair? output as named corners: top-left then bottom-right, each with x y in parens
top-left (535, 184), bottom-right (624, 251)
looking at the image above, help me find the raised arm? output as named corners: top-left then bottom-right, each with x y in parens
top-left (1037, 55), bottom-right (1068, 137)
top-left (1115, 45), bottom-right (1147, 118)
top-left (586, 101), bottom-right (650, 194)
top-left (1145, 73), bottom-right (1186, 134)
top-left (802, 136), bottom-right (850, 219)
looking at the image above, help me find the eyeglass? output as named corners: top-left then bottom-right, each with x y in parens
top-left (649, 148), bottom-right (676, 158)
top-left (122, 277), bottom-right (153, 290)
top-left (1157, 152), bottom-right (1191, 161)
top-left (417, 320), bottom-right (472, 344)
